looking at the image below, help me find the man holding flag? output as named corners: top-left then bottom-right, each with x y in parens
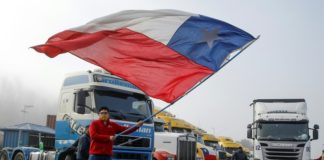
top-left (89, 107), bottom-right (144, 160)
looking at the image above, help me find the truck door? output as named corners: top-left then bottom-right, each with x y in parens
top-left (70, 90), bottom-right (94, 136)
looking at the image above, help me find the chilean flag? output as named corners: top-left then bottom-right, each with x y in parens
top-left (32, 10), bottom-right (255, 103)
top-left (201, 147), bottom-right (217, 160)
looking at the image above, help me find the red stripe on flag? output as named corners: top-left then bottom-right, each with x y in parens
top-left (32, 28), bottom-right (213, 103)
top-left (204, 155), bottom-right (217, 160)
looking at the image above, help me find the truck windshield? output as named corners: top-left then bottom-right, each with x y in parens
top-left (94, 89), bottom-right (152, 123)
top-left (204, 141), bottom-right (222, 150)
top-left (224, 147), bottom-right (238, 154)
top-left (197, 136), bottom-right (204, 144)
top-left (154, 123), bottom-right (164, 132)
top-left (171, 127), bottom-right (192, 133)
top-left (257, 122), bottom-right (309, 141)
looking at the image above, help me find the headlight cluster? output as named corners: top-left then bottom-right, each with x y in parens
top-left (166, 157), bottom-right (175, 160)
top-left (161, 152), bottom-right (175, 160)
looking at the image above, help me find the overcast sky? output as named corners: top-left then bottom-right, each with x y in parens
top-left (0, 0), bottom-right (323, 157)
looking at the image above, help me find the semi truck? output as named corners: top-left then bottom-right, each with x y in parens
top-left (217, 141), bottom-right (241, 159)
top-left (247, 99), bottom-right (319, 160)
top-left (0, 69), bottom-right (155, 160)
top-left (153, 118), bottom-right (197, 160)
top-left (215, 136), bottom-right (242, 159)
top-left (155, 115), bottom-right (207, 160)
top-left (190, 123), bottom-right (218, 160)
top-left (202, 134), bottom-right (226, 160)
top-left (154, 112), bottom-right (204, 160)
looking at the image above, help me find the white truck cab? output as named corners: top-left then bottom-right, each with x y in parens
top-left (153, 118), bottom-right (197, 160)
top-left (247, 99), bottom-right (319, 160)
top-left (56, 69), bottom-right (155, 159)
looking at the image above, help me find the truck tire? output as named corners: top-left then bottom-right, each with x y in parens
top-left (64, 154), bottom-right (76, 160)
top-left (0, 151), bottom-right (8, 160)
top-left (13, 152), bottom-right (24, 160)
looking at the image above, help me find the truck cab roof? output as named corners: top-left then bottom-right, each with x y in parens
top-left (253, 99), bottom-right (308, 121)
top-left (253, 99), bottom-right (305, 103)
top-left (202, 133), bottom-right (219, 142)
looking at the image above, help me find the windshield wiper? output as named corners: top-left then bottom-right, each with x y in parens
top-left (258, 137), bottom-right (280, 141)
top-left (280, 138), bottom-right (299, 141)
top-left (259, 136), bottom-right (305, 141)
top-left (80, 105), bottom-right (95, 112)
top-left (126, 112), bottom-right (147, 118)
top-left (109, 109), bottom-right (126, 120)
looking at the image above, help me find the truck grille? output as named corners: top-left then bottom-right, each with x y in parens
top-left (177, 135), bottom-right (196, 160)
top-left (114, 135), bottom-right (150, 148)
top-left (113, 152), bottom-right (149, 159)
top-left (263, 147), bottom-right (302, 160)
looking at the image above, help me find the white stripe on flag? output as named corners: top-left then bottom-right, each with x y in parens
top-left (70, 10), bottom-right (196, 45)
top-left (128, 16), bottom-right (191, 45)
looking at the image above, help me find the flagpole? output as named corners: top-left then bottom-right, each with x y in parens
top-left (115, 35), bottom-right (260, 138)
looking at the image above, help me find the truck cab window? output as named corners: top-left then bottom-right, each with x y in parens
top-left (94, 89), bottom-right (152, 123)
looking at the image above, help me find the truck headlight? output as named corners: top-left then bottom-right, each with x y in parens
top-left (166, 154), bottom-right (175, 160)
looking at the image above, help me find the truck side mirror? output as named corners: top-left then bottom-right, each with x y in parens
top-left (147, 99), bottom-right (153, 115)
top-left (77, 90), bottom-right (87, 106)
top-left (257, 123), bottom-right (262, 129)
top-left (218, 152), bottom-right (226, 159)
top-left (211, 143), bottom-right (217, 149)
top-left (247, 124), bottom-right (252, 139)
top-left (76, 90), bottom-right (89, 114)
top-left (312, 124), bottom-right (319, 140)
top-left (312, 129), bottom-right (318, 140)
top-left (167, 122), bottom-right (172, 132)
top-left (77, 106), bottom-right (85, 114)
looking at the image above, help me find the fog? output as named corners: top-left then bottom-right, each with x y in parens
top-left (0, 75), bottom-right (57, 126)
top-left (0, 0), bottom-right (323, 158)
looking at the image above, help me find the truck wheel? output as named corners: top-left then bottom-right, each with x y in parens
top-left (13, 152), bottom-right (24, 160)
top-left (64, 154), bottom-right (75, 160)
top-left (0, 151), bottom-right (8, 160)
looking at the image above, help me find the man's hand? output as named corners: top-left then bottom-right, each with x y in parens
top-left (109, 135), bottom-right (116, 142)
top-left (136, 120), bottom-right (144, 127)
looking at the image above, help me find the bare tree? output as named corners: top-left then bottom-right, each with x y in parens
top-left (237, 139), bottom-right (253, 150)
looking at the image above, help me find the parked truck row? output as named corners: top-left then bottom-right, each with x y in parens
top-left (1, 69), bottom-right (155, 160)
top-left (0, 69), bottom-right (203, 160)
top-left (0, 69), bottom-right (320, 160)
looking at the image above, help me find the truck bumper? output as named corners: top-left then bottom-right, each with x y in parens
top-left (112, 149), bottom-right (152, 160)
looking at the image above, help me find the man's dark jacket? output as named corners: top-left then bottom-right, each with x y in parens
top-left (77, 134), bottom-right (90, 160)
top-left (231, 150), bottom-right (248, 160)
